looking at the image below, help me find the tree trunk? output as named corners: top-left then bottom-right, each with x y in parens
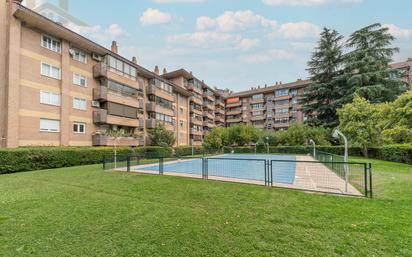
top-left (362, 145), bottom-right (368, 158)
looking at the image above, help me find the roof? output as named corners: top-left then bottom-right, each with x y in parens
top-left (162, 69), bottom-right (222, 96)
top-left (226, 79), bottom-right (311, 98)
top-left (390, 60), bottom-right (412, 70)
top-left (13, 3), bottom-right (192, 97)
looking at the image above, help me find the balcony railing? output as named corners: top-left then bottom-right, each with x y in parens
top-left (92, 134), bottom-right (142, 147)
top-left (147, 85), bottom-right (175, 102)
top-left (146, 102), bottom-right (176, 117)
top-left (93, 87), bottom-right (143, 109)
top-left (93, 109), bottom-right (142, 128)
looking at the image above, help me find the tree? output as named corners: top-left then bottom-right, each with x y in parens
top-left (148, 123), bottom-right (175, 147)
top-left (203, 127), bottom-right (228, 150)
top-left (343, 23), bottom-right (408, 104)
top-left (227, 124), bottom-right (260, 146)
top-left (302, 27), bottom-right (346, 128)
top-left (337, 95), bottom-right (382, 156)
top-left (380, 92), bottom-right (412, 144)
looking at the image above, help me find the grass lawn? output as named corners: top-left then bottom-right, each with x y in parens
top-left (0, 157), bottom-right (411, 256)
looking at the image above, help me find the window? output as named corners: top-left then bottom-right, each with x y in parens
top-left (40, 91), bottom-right (60, 106)
top-left (290, 89), bottom-right (298, 96)
top-left (149, 112), bottom-right (174, 124)
top-left (41, 35), bottom-right (60, 53)
top-left (252, 111), bottom-right (264, 116)
top-left (275, 89), bottom-right (288, 97)
top-left (105, 55), bottom-right (137, 80)
top-left (106, 80), bottom-right (139, 97)
top-left (40, 119), bottom-right (60, 132)
top-left (276, 108), bottom-right (289, 114)
top-left (73, 98), bottom-right (87, 110)
top-left (72, 48), bottom-right (87, 63)
top-left (105, 102), bottom-right (138, 119)
top-left (251, 103), bottom-right (264, 110)
top-left (275, 100), bottom-right (289, 106)
top-left (73, 73), bottom-right (87, 87)
top-left (180, 120), bottom-right (184, 128)
top-left (73, 122), bottom-right (86, 134)
top-left (252, 94), bottom-right (264, 100)
top-left (41, 62), bottom-right (61, 79)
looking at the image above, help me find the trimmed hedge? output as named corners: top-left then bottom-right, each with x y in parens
top-left (0, 146), bottom-right (170, 174)
top-left (175, 146), bottom-right (203, 157)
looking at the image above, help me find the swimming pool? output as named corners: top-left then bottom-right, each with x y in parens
top-left (133, 154), bottom-right (296, 184)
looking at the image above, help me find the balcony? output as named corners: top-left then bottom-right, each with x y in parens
top-left (250, 98), bottom-right (265, 104)
top-left (215, 108), bottom-right (225, 115)
top-left (216, 101), bottom-right (225, 108)
top-left (203, 111), bottom-right (214, 120)
top-left (274, 94), bottom-right (291, 101)
top-left (203, 120), bottom-right (215, 128)
top-left (190, 106), bottom-right (203, 115)
top-left (190, 117), bottom-right (203, 126)
top-left (251, 115), bottom-right (266, 121)
top-left (147, 84), bottom-right (175, 102)
top-left (146, 119), bottom-right (175, 130)
top-left (93, 87), bottom-right (143, 109)
top-left (146, 102), bottom-right (175, 117)
top-left (93, 109), bottom-right (141, 128)
top-left (275, 122), bottom-right (290, 129)
top-left (215, 116), bottom-right (225, 123)
top-left (204, 94), bottom-right (215, 102)
top-left (190, 129), bottom-right (203, 136)
top-left (226, 102), bottom-right (242, 108)
top-left (92, 134), bottom-right (142, 147)
top-left (187, 83), bottom-right (203, 94)
top-left (203, 102), bottom-right (214, 110)
top-left (226, 117), bottom-right (242, 123)
top-left (93, 62), bottom-right (141, 89)
top-left (190, 96), bottom-right (203, 105)
top-left (226, 109), bottom-right (242, 116)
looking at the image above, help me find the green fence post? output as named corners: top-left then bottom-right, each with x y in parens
top-left (159, 157), bottom-right (164, 175)
top-left (127, 156), bottom-right (131, 173)
top-left (364, 163), bottom-right (368, 197)
top-left (102, 156), bottom-right (106, 170)
top-left (369, 163), bottom-right (373, 198)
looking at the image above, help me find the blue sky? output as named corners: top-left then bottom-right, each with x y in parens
top-left (26, 0), bottom-right (412, 91)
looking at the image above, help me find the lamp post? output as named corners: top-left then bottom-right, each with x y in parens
top-left (309, 139), bottom-right (316, 159)
top-left (266, 136), bottom-right (269, 154)
top-left (333, 129), bottom-right (349, 193)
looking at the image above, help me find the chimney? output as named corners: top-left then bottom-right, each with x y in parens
top-left (111, 41), bottom-right (118, 54)
top-left (163, 68), bottom-right (167, 74)
top-left (132, 56), bottom-right (138, 64)
top-left (59, 0), bottom-right (68, 11)
top-left (154, 66), bottom-right (160, 75)
top-left (26, 0), bottom-right (36, 8)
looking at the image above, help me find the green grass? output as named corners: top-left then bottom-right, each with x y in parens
top-left (0, 157), bottom-right (411, 256)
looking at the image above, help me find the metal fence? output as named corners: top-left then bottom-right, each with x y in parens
top-left (103, 153), bottom-right (373, 198)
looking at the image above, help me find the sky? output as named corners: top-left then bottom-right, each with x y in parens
top-left (24, 0), bottom-right (412, 92)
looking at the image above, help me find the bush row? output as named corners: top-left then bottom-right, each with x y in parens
top-left (0, 144), bottom-right (410, 174)
top-left (0, 146), bottom-right (170, 174)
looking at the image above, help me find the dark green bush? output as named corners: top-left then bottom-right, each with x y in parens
top-left (175, 146), bottom-right (203, 157)
top-left (135, 146), bottom-right (173, 158)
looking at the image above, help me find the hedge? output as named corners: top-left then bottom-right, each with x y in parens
top-left (1, 144), bottom-right (410, 175)
top-left (0, 146), bottom-right (170, 174)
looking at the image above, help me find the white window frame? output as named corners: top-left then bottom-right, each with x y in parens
top-left (41, 34), bottom-right (61, 53)
top-left (40, 90), bottom-right (61, 106)
top-left (72, 48), bottom-right (87, 64)
top-left (73, 73), bottom-right (87, 87)
top-left (40, 118), bottom-right (60, 133)
top-left (73, 97), bottom-right (87, 110)
top-left (41, 62), bottom-right (61, 80)
top-left (73, 122), bottom-right (86, 134)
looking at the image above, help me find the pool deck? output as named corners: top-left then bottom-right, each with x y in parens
top-left (116, 155), bottom-right (363, 196)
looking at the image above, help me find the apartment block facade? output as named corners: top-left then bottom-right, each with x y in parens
top-left (225, 80), bottom-right (310, 130)
top-left (0, 0), bottom-right (192, 148)
top-left (162, 69), bottom-right (225, 146)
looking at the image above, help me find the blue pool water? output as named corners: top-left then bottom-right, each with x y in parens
top-left (133, 154), bottom-right (296, 184)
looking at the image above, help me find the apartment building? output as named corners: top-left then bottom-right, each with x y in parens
top-left (391, 59), bottom-right (412, 90)
top-left (225, 80), bottom-right (310, 130)
top-left (162, 69), bottom-right (224, 146)
top-left (0, 0), bottom-right (191, 148)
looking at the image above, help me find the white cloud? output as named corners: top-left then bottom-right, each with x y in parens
top-left (262, 0), bottom-right (362, 6)
top-left (240, 49), bottom-right (295, 63)
top-left (168, 31), bottom-right (239, 47)
top-left (274, 21), bottom-right (322, 39)
top-left (237, 38), bottom-right (260, 50)
top-left (384, 24), bottom-right (412, 39)
top-left (140, 8), bottom-right (172, 25)
top-left (152, 0), bottom-right (205, 3)
top-left (196, 10), bottom-right (277, 32)
top-left (66, 23), bottom-right (127, 44)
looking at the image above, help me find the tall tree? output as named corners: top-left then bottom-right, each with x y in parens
top-left (148, 123), bottom-right (175, 147)
top-left (343, 23), bottom-right (408, 103)
top-left (301, 27), bottom-right (345, 128)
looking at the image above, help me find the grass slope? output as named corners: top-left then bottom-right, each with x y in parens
top-left (0, 158), bottom-right (411, 256)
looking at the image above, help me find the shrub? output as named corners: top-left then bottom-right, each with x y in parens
top-left (175, 146), bottom-right (203, 157)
